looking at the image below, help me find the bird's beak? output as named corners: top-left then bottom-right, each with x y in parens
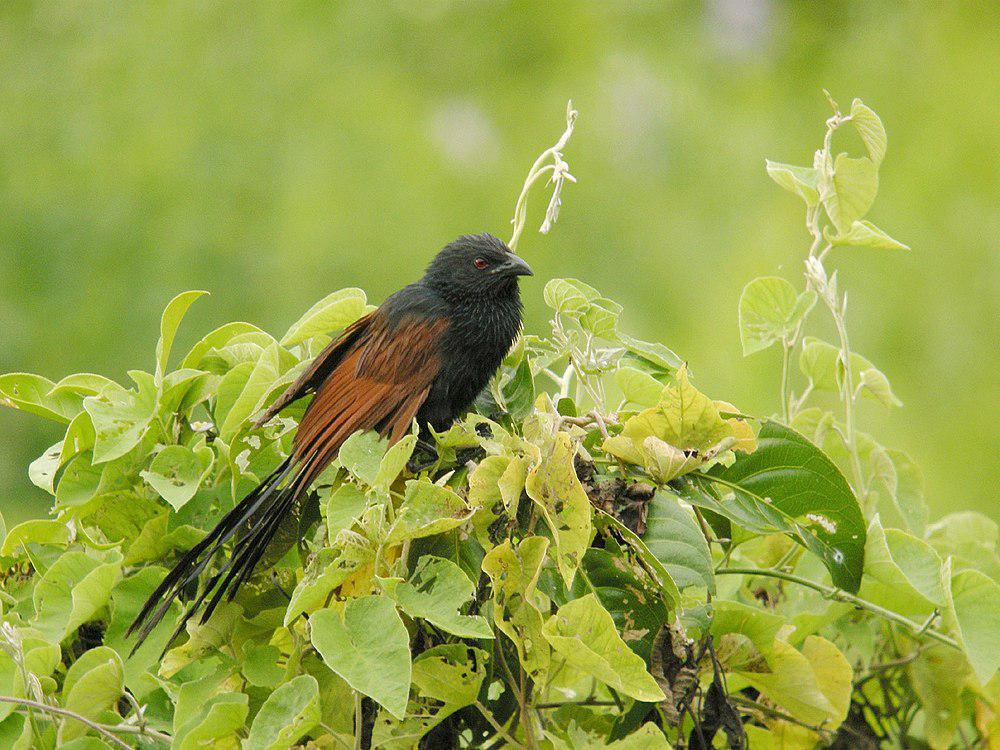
top-left (496, 254), bottom-right (534, 277)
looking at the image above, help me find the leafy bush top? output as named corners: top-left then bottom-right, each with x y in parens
top-left (0, 96), bottom-right (997, 749)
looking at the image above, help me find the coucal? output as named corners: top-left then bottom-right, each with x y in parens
top-left (128, 233), bottom-right (532, 649)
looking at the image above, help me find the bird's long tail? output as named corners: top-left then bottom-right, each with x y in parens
top-left (127, 454), bottom-right (306, 653)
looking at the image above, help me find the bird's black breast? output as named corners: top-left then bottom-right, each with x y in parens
top-left (418, 291), bottom-right (522, 429)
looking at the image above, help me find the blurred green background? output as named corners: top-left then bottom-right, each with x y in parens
top-left (1, 2), bottom-right (997, 524)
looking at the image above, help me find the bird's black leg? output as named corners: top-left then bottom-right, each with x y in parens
top-left (407, 438), bottom-right (440, 473)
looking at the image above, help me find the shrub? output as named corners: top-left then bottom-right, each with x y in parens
top-left (0, 96), bottom-right (996, 749)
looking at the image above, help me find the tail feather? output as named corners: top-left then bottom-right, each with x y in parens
top-left (127, 455), bottom-right (299, 654)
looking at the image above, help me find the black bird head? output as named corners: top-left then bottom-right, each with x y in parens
top-left (424, 233), bottom-right (533, 301)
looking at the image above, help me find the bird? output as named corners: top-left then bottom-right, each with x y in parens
top-left (127, 233), bottom-right (532, 650)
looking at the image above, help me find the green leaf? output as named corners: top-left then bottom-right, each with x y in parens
top-left (373, 432), bottom-right (417, 492)
top-left (242, 643), bottom-right (285, 688)
top-left (1, 518), bottom-right (72, 557)
top-left (102, 567), bottom-right (182, 698)
top-left (849, 98), bottom-right (887, 165)
top-left (881, 449), bottom-right (927, 536)
top-left (859, 516), bottom-right (943, 617)
top-left (385, 479), bottom-right (472, 545)
top-left (284, 542), bottom-right (374, 625)
top-left (579, 297), bottom-right (623, 337)
top-left (310, 595), bottom-right (411, 720)
top-left (0, 372), bottom-right (84, 423)
top-left (48, 373), bottom-right (116, 398)
top-left (911, 646), bottom-right (971, 748)
top-left (642, 490), bottom-right (714, 593)
top-left (830, 219), bottom-right (908, 250)
top-left (615, 366), bottom-right (663, 408)
top-left (84, 372), bottom-right (157, 463)
top-left (59, 411), bottom-right (97, 466)
top-left (593, 510), bottom-right (682, 609)
top-left (325, 483), bottom-right (370, 540)
top-left (580, 548), bottom-right (669, 663)
top-left (381, 556), bottom-right (492, 638)
top-left (526, 431), bottom-right (593, 587)
top-left (822, 154), bottom-right (878, 233)
top-left (799, 337), bottom-right (902, 407)
top-left (617, 333), bottom-right (684, 372)
top-left (33, 549), bottom-right (123, 642)
top-left (58, 647), bottom-right (124, 744)
top-left (180, 321), bottom-right (266, 369)
top-left (245, 674), bottom-right (321, 750)
top-left (220, 342), bottom-right (287, 440)
top-left (926, 511), bottom-right (999, 581)
top-left (738, 277), bottom-right (816, 356)
top-left (945, 567), bottom-right (1000, 684)
top-left (139, 443), bottom-right (214, 511)
top-left (765, 160), bottom-right (821, 205)
top-left (694, 421), bottom-right (866, 592)
top-left (29, 441), bottom-right (65, 495)
top-left (543, 277), bottom-right (602, 315)
top-left (337, 430), bottom-right (388, 486)
top-left (542, 593), bottom-right (665, 702)
top-left (174, 692), bottom-right (249, 750)
top-left (281, 287), bottom-right (369, 346)
top-left (155, 290), bottom-right (209, 384)
top-left (502, 356), bottom-right (536, 421)
top-left (54, 452), bottom-right (102, 509)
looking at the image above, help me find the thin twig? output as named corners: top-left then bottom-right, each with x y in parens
top-left (714, 567), bottom-right (959, 650)
top-left (730, 695), bottom-right (833, 738)
top-left (0, 696), bottom-right (144, 749)
top-left (474, 700), bottom-right (524, 749)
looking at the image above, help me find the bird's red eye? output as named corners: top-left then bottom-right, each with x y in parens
top-left (474, 258), bottom-right (489, 270)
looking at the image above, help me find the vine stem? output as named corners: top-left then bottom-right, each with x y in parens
top-left (0, 695), bottom-right (174, 748)
top-left (826, 288), bottom-right (867, 497)
top-left (714, 567), bottom-right (960, 650)
top-left (354, 691), bottom-right (363, 750)
top-left (474, 700), bottom-right (524, 749)
top-left (730, 695), bottom-right (834, 738)
top-left (779, 340), bottom-right (792, 422)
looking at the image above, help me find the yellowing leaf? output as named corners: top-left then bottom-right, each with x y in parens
top-left (542, 593), bottom-right (664, 702)
top-left (482, 537), bottom-right (551, 681)
top-left (603, 367), bottom-right (751, 481)
top-left (739, 636), bottom-right (852, 726)
top-left (385, 479), bottom-right (472, 544)
top-left (525, 431), bottom-right (592, 587)
top-left (381, 556), bottom-right (492, 639)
